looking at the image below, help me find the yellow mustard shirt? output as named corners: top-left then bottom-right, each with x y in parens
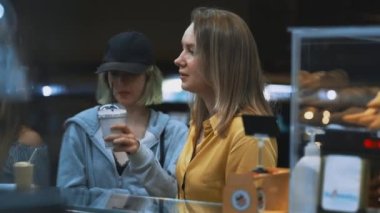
top-left (176, 114), bottom-right (278, 203)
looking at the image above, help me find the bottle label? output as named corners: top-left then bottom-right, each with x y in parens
top-left (321, 155), bottom-right (363, 212)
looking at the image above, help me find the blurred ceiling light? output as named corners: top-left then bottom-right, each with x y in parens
top-left (265, 84), bottom-right (292, 93)
top-left (162, 76), bottom-right (190, 103)
top-left (326, 90), bottom-right (337, 100)
top-left (162, 77), bottom-right (182, 93)
top-left (161, 77), bottom-right (293, 103)
top-left (0, 3), bottom-right (4, 19)
top-left (40, 84), bottom-right (66, 97)
top-left (263, 89), bottom-right (270, 101)
top-left (264, 84), bottom-right (292, 101)
top-left (42, 86), bottom-right (53, 97)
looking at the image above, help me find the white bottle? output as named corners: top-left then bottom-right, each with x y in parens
top-left (289, 135), bottom-right (321, 213)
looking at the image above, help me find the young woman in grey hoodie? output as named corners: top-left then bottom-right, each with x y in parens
top-left (56, 32), bottom-right (188, 198)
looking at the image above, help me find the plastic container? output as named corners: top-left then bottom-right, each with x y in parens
top-left (289, 128), bottom-right (322, 213)
top-left (97, 104), bottom-right (127, 148)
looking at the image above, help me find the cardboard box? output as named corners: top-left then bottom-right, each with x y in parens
top-left (223, 168), bottom-right (289, 213)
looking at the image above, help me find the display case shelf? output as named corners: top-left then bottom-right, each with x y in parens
top-left (289, 26), bottom-right (380, 167)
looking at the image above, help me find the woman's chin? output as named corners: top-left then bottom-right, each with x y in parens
top-left (181, 84), bottom-right (191, 92)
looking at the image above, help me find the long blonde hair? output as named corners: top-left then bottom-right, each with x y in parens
top-left (190, 7), bottom-right (272, 137)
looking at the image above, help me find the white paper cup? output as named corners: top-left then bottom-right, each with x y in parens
top-left (13, 161), bottom-right (34, 191)
top-left (98, 105), bottom-right (127, 148)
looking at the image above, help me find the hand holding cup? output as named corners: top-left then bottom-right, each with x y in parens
top-left (98, 104), bottom-right (127, 148)
top-left (104, 124), bottom-right (140, 154)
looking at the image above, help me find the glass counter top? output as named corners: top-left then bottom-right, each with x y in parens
top-left (0, 185), bottom-right (222, 212)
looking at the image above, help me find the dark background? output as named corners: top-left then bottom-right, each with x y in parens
top-left (5, 0), bottom-right (380, 184)
top-left (11, 0), bottom-right (380, 82)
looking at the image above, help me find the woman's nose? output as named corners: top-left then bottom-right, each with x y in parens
top-left (174, 51), bottom-right (184, 67)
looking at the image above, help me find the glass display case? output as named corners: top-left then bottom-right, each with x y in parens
top-left (289, 27), bottom-right (380, 211)
top-left (289, 26), bottom-right (380, 166)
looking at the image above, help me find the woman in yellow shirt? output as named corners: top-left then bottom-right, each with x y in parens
top-left (174, 7), bottom-right (278, 203)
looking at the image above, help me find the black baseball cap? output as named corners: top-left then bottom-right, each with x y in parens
top-left (96, 31), bottom-right (154, 74)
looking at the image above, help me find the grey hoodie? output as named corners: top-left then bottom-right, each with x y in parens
top-left (57, 106), bottom-right (188, 198)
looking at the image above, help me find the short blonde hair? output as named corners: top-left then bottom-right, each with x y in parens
top-left (96, 65), bottom-right (163, 106)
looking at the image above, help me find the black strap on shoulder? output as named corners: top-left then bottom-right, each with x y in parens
top-left (159, 129), bottom-right (165, 167)
top-left (158, 129), bottom-right (166, 213)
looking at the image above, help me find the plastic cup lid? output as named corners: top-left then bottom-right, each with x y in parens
top-left (97, 104), bottom-right (127, 118)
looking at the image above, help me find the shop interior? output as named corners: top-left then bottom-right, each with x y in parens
top-left (1, 0), bottom-right (380, 211)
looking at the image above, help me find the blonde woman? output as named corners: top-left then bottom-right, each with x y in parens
top-left (174, 7), bottom-right (278, 202)
top-left (57, 32), bottom-right (188, 198)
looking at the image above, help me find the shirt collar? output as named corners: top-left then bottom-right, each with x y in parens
top-left (202, 112), bottom-right (244, 136)
top-left (202, 114), bottom-right (220, 136)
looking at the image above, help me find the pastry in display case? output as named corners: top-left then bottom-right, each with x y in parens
top-left (289, 27), bottom-right (380, 212)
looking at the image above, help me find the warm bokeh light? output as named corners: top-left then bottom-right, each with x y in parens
top-left (322, 110), bottom-right (330, 124)
top-left (322, 117), bottom-right (330, 125)
top-left (304, 111), bottom-right (314, 120)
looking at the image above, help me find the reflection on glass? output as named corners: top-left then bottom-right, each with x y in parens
top-left (1, 0), bottom-right (49, 189)
top-left (0, 0), bottom-right (30, 101)
top-left (61, 188), bottom-right (222, 213)
top-left (0, 3), bottom-right (4, 19)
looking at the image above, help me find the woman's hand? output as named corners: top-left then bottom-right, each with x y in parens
top-left (104, 124), bottom-right (140, 154)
